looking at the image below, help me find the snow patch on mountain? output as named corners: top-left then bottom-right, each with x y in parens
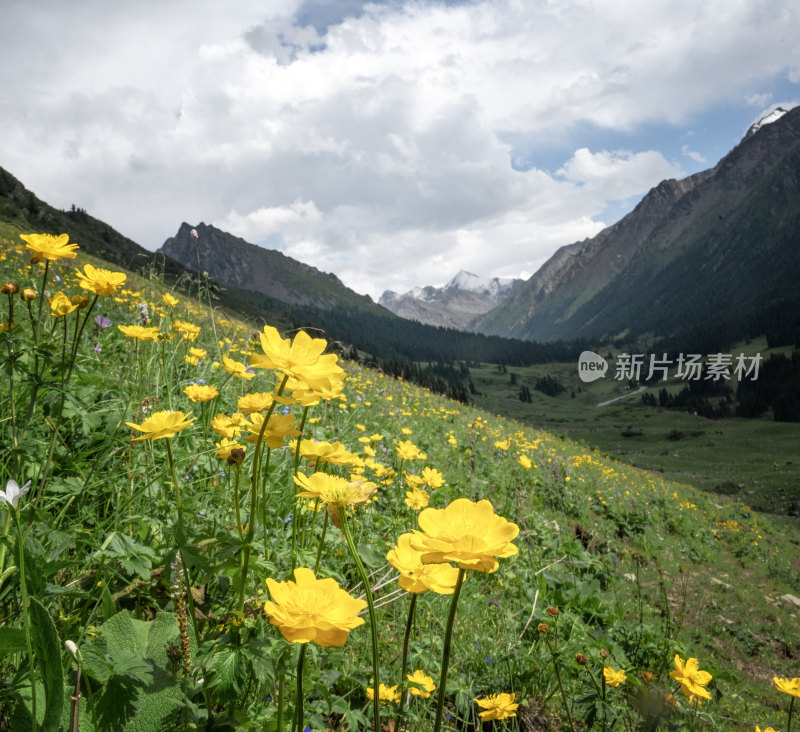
top-left (747, 107), bottom-right (789, 137)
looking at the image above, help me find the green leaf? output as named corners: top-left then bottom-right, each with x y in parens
top-left (108, 648), bottom-right (154, 684)
top-left (356, 542), bottom-right (385, 569)
top-left (28, 597), bottom-right (64, 732)
top-left (101, 582), bottom-right (116, 621)
top-left (0, 625), bottom-right (27, 655)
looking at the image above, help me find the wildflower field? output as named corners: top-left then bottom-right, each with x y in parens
top-left (1, 229), bottom-right (800, 731)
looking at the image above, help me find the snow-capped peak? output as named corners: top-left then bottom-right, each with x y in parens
top-left (746, 107), bottom-right (789, 137)
top-left (445, 270), bottom-right (517, 296)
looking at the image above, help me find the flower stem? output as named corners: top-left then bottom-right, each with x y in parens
top-left (313, 509), bottom-right (329, 574)
top-left (339, 508), bottom-right (380, 732)
top-left (545, 636), bottom-right (575, 732)
top-left (433, 567), bottom-right (466, 732)
top-left (239, 375), bottom-right (288, 613)
top-left (789, 695), bottom-right (795, 732)
top-left (396, 592), bottom-right (418, 731)
top-left (294, 643), bottom-right (308, 732)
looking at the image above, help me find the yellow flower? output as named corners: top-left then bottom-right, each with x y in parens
top-left (118, 325), bottom-right (160, 341)
top-left (189, 347), bottom-right (207, 360)
top-left (404, 487), bottom-right (430, 510)
top-left (518, 455), bottom-right (532, 469)
top-left (407, 670), bottom-right (436, 698)
top-left (210, 412), bottom-right (247, 439)
top-left (264, 567), bottom-right (365, 646)
top-left (755, 727), bottom-right (778, 732)
top-left (162, 293), bottom-right (179, 307)
top-left (494, 439), bottom-right (510, 451)
top-left (183, 383), bottom-right (219, 402)
top-left (474, 693), bottom-right (519, 721)
top-left (366, 684), bottom-right (400, 705)
top-left (237, 392), bottom-right (275, 413)
top-left (410, 498), bottom-right (519, 573)
top-left (75, 263), bottom-right (127, 296)
top-left (244, 413), bottom-right (301, 449)
top-left (291, 439), bottom-right (361, 468)
top-left (21, 233), bottom-right (79, 261)
top-left (48, 292), bottom-right (78, 317)
top-left (294, 472), bottom-right (376, 507)
top-left (215, 438), bottom-right (246, 460)
top-left (173, 320), bottom-right (201, 340)
top-left (126, 410), bottom-right (196, 441)
top-left (421, 466), bottom-right (444, 489)
top-left (774, 676), bottom-right (800, 698)
top-left (396, 440), bottom-right (421, 461)
top-left (603, 667), bottom-right (627, 687)
top-left (249, 325), bottom-right (344, 391)
top-left (222, 354), bottom-right (254, 380)
top-left (386, 533), bottom-right (459, 594)
top-left (670, 655), bottom-right (712, 703)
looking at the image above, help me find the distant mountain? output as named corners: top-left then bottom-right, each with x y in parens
top-left (474, 105), bottom-right (800, 342)
top-left (379, 270), bottom-right (523, 329)
top-left (159, 222), bottom-right (383, 314)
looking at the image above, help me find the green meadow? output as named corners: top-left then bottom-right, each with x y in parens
top-left (469, 357), bottom-right (800, 517)
top-left (1, 227), bottom-right (800, 732)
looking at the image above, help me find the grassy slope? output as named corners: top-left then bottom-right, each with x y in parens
top-left (468, 351), bottom-right (800, 517)
top-left (2, 225), bottom-right (800, 730)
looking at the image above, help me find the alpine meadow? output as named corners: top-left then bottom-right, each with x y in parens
top-left (1, 213), bottom-right (800, 732)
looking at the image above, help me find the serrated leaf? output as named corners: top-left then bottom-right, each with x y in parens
top-left (108, 648), bottom-right (154, 684)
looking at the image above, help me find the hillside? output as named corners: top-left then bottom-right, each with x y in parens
top-left (159, 221), bottom-right (384, 313)
top-left (475, 106), bottom-right (800, 342)
top-left (1, 231), bottom-right (799, 730)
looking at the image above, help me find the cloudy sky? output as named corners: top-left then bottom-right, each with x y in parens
top-left (1, 0), bottom-right (798, 300)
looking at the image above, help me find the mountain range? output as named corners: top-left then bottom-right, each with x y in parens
top-left (472, 106), bottom-right (800, 341)
top-left (3, 105), bottom-right (799, 354)
top-left (378, 271), bottom-right (523, 329)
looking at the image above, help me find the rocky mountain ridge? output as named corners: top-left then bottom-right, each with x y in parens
top-left (473, 105), bottom-right (800, 341)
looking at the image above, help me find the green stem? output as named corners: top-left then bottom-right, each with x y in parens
top-left (293, 643), bottom-right (308, 732)
top-left (545, 636), bottom-right (575, 732)
top-left (433, 567), bottom-right (466, 732)
top-left (339, 508), bottom-right (381, 732)
top-left (238, 375), bottom-right (288, 613)
top-left (277, 665), bottom-right (286, 732)
top-left (233, 465), bottom-right (244, 544)
top-left (65, 294), bottom-right (98, 383)
top-left (396, 593), bottom-right (418, 731)
top-left (4, 294), bottom-right (18, 451)
top-left (13, 508), bottom-right (37, 731)
top-left (165, 442), bottom-right (200, 647)
top-left (789, 695), bottom-right (795, 732)
top-left (313, 509), bottom-right (329, 574)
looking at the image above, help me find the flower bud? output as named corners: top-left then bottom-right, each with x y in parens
top-left (575, 653), bottom-right (588, 666)
top-left (600, 649), bottom-right (609, 658)
top-left (546, 606), bottom-right (560, 618)
top-left (21, 288), bottom-right (37, 301)
top-left (1, 282), bottom-right (19, 294)
top-left (663, 693), bottom-right (677, 708)
top-left (64, 639), bottom-right (79, 660)
top-left (227, 448), bottom-right (246, 466)
top-left (537, 622), bottom-right (549, 633)
top-left (642, 671), bottom-right (655, 683)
